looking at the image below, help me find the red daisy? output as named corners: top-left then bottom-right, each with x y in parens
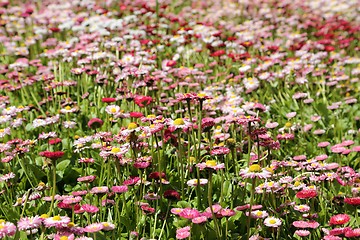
top-left (101, 97), bottom-right (116, 103)
top-left (344, 197), bottom-right (360, 206)
top-left (39, 151), bottom-right (64, 160)
top-left (296, 189), bottom-right (318, 199)
top-left (87, 118), bottom-right (104, 129)
top-left (345, 228), bottom-right (360, 238)
top-left (329, 214), bottom-right (351, 226)
top-left (163, 189), bottom-right (180, 200)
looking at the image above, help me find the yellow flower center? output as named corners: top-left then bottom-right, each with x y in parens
top-left (205, 160), bottom-right (217, 167)
top-left (67, 222), bottom-right (75, 227)
top-left (111, 147), bottom-right (120, 154)
top-left (60, 237), bottom-right (68, 240)
top-left (256, 211), bottom-right (263, 216)
top-left (0, 129), bottom-right (4, 133)
top-left (285, 122), bottom-right (292, 128)
top-left (173, 118), bottom-right (185, 126)
top-left (249, 164), bottom-right (261, 172)
top-left (65, 106), bottom-right (71, 110)
top-left (294, 181), bottom-right (301, 187)
top-left (128, 122), bottom-right (137, 130)
top-left (40, 214), bottom-right (49, 219)
top-left (147, 114), bottom-right (156, 118)
top-left (269, 219), bottom-right (277, 224)
top-left (110, 107), bottom-right (117, 113)
top-left (52, 216), bottom-right (61, 221)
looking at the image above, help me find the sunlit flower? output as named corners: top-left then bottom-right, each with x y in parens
top-left (264, 217), bottom-right (282, 227)
top-left (239, 164), bottom-right (272, 179)
top-left (196, 160), bottom-right (225, 171)
top-left (84, 223), bottom-right (104, 233)
top-left (43, 215), bottom-right (71, 228)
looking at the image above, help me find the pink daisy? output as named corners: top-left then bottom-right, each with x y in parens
top-left (179, 208), bottom-right (200, 219)
top-left (295, 230), bottom-right (311, 237)
top-left (84, 223), bottom-right (104, 233)
top-left (81, 204), bottom-right (99, 213)
top-left (17, 216), bottom-right (42, 231)
top-left (43, 215), bottom-right (71, 228)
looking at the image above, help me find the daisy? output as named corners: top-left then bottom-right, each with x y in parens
top-left (344, 197), bottom-right (360, 206)
top-left (105, 105), bottom-right (120, 115)
top-left (293, 220), bottom-right (320, 229)
top-left (243, 77), bottom-right (259, 91)
top-left (84, 223), bottom-right (104, 233)
top-left (81, 204), bottom-right (99, 213)
top-left (90, 186), bottom-right (109, 195)
top-left (179, 208), bottom-right (200, 219)
top-left (77, 175), bottom-right (96, 183)
top-left (196, 160), bottom-right (225, 171)
top-left (163, 189), bottom-right (180, 200)
top-left (43, 215), bottom-right (71, 228)
top-left (296, 189), bottom-right (318, 199)
top-left (345, 228), bottom-right (360, 238)
top-left (166, 118), bottom-right (193, 132)
top-left (264, 217), bottom-right (282, 228)
top-left (295, 230), bottom-right (311, 237)
top-left (102, 222), bottom-right (115, 231)
top-left (54, 233), bottom-right (75, 240)
top-left (176, 226), bottom-right (191, 240)
top-left (239, 164), bottom-right (272, 179)
top-left (111, 185), bottom-right (128, 193)
top-left (187, 178), bottom-right (208, 186)
top-left (329, 214), bottom-right (351, 226)
top-left (62, 196), bottom-right (82, 205)
top-left (17, 216), bottom-right (42, 231)
top-left (249, 210), bottom-right (269, 219)
top-left (63, 121), bottom-right (76, 129)
top-left (0, 221), bottom-right (16, 238)
top-left (192, 216), bottom-right (208, 224)
top-left (293, 204), bottom-right (310, 213)
top-left (0, 172), bottom-right (15, 182)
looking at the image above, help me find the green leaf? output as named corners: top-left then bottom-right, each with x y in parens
top-left (27, 164), bottom-right (46, 179)
top-left (25, 123), bottom-right (33, 131)
top-left (176, 201), bottom-right (191, 208)
top-left (56, 160), bottom-right (70, 172)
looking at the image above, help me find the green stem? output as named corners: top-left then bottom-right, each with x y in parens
top-left (158, 200), bottom-right (171, 240)
top-left (48, 160), bottom-right (57, 216)
top-left (208, 172), bottom-right (222, 239)
top-left (246, 178), bottom-right (256, 240)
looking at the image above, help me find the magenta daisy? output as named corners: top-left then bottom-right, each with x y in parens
top-left (178, 208), bottom-right (200, 219)
top-left (111, 185), bottom-right (128, 193)
top-left (81, 204), bottom-right (99, 213)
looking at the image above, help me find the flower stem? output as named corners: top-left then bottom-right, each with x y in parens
top-left (208, 172), bottom-right (222, 239)
top-left (48, 160), bottom-right (57, 216)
